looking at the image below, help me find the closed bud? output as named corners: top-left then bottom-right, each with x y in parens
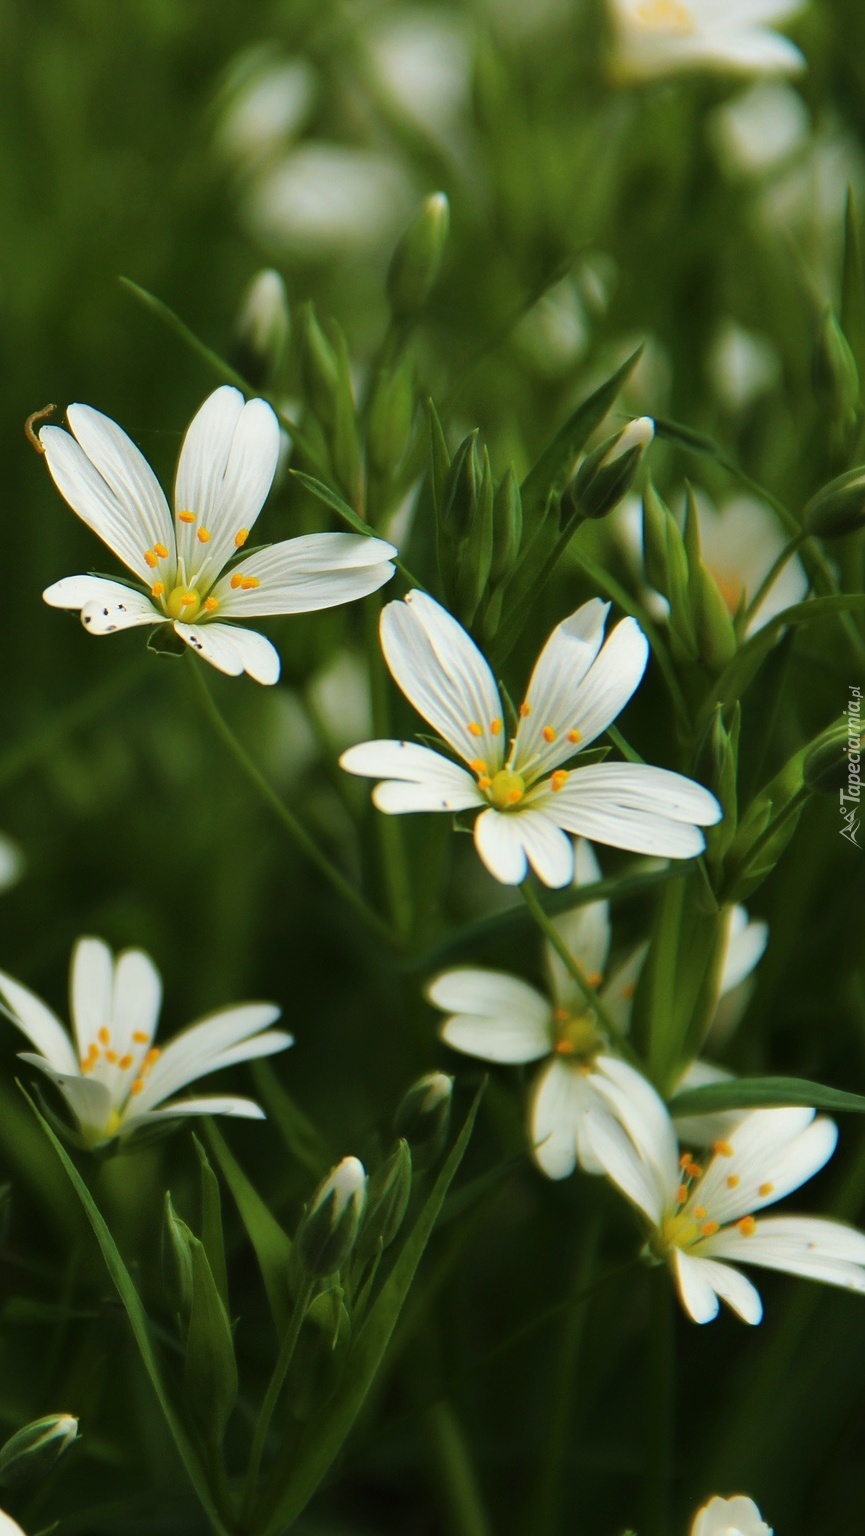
top-left (440, 430), bottom-right (482, 540)
top-left (296, 1157), bottom-right (367, 1278)
top-left (394, 1073), bottom-right (453, 1171)
top-left (804, 719), bottom-right (862, 794)
top-left (367, 352), bottom-right (416, 476)
top-left (387, 192), bottom-right (450, 320)
top-left (572, 417), bottom-right (654, 521)
top-left (490, 466), bottom-right (523, 585)
top-left (300, 304), bottom-right (341, 429)
top-left (232, 269), bottom-right (289, 388)
top-left (804, 466), bottom-right (865, 538)
top-left (455, 444), bottom-right (495, 624)
top-left (163, 1192), bottom-right (194, 1319)
top-left (360, 1139), bottom-right (413, 1255)
top-left (0, 1415), bottom-right (79, 1489)
top-left (813, 307), bottom-right (859, 426)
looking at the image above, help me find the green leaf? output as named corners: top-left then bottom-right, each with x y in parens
top-left (705, 593), bottom-right (865, 716)
top-left (669, 1076), bottom-right (865, 1118)
top-left (205, 1122), bottom-right (293, 1333)
top-left (25, 1091), bottom-right (230, 1536)
top-left (289, 470), bottom-right (425, 592)
top-left (193, 1136), bottom-right (229, 1310)
top-left (842, 187), bottom-right (865, 377)
top-left (185, 1231), bottom-right (238, 1448)
top-left (254, 1083), bottom-right (485, 1536)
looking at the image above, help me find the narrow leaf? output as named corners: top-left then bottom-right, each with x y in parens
top-left (520, 347), bottom-right (643, 522)
top-left (205, 1122), bottom-right (292, 1333)
top-left (193, 1136), bottom-right (229, 1310)
top-left (669, 1076), bottom-right (865, 1118)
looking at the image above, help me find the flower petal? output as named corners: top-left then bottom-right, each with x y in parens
top-left (516, 812), bottom-right (576, 888)
top-left (0, 970), bottom-right (78, 1074)
top-left (583, 1104), bottom-right (666, 1225)
top-left (592, 1055), bottom-right (680, 1202)
top-left (111, 948), bottom-right (163, 1056)
top-left (176, 391), bottom-right (281, 586)
top-left (43, 576), bottom-right (162, 635)
top-left (18, 1052), bottom-right (111, 1142)
top-left (546, 840), bottom-right (611, 1003)
top-left (380, 591), bottom-right (504, 768)
top-left (530, 1057), bottom-right (604, 1179)
top-left (174, 620), bottom-right (281, 684)
top-left (511, 599), bottom-right (610, 776)
top-left (70, 937), bottom-right (114, 1058)
top-left (341, 739), bottom-right (482, 813)
top-left (429, 968), bottom-right (552, 1063)
top-left (131, 1002), bottom-right (282, 1113)
top-left (41, 418), bottom-right (171, 584)
top-left (473, 808), bottom-right (528, 884)
top-left (672, 1058), bottom-right (741, 1147)
top-left (692, 1109), bottom-right (836, 1227)
top-left (204, 1029), bottom-right (294, 1071)
top-left (540, 763), bottom-right (721, 858)
top-left (65, 403), bottom-right (173, 554)
top-left (123, 1094), bottom-right (266, 1133)
top-left (673, 1248), bottom-right (720, 1324)
top-left (211, 533), bottom-right (397, 616)
top-left (719, 905), bottom-right (768, 996)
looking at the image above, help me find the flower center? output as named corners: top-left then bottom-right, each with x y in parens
top-left (553, 1009), bottom-right (602, 1058)
top-left (166, 585), bottom-right (203, 621)
top-left (633, 0), bottom-right (694, 32)
top-left (487, 769), bottom-right (526, 809)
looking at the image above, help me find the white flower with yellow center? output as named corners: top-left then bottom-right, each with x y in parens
top-left (430, 844), bottom-right (766, 1177)
top-left (691, 1494), bottom-right (772, 1536)
top-left (39, 386), bottom-right (396, 684)
top-left (609, 0), bottom-right (805, 80)
top-left (0, 937), bottom-right (292, 1148)
top-left (585, 1057), bottom-right (865, 1324)
top-left (340, 591), bottom-right (721, 887)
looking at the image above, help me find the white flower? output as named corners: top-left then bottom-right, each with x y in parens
top-left (340, 591), bottom-right (721, 887)
top-left (0, 936), bottom-right (293, 1147)
top-left (585, 1057), bottom-right (865, 1324)
top-left (0, 834), bottom-right (23, 896)
top-left (429, 841), bottom-right (646, 1179)
top-left (0, 1511), bottom-right (27, 1536)
top-left (691, 1494), bottom-right (772, 1536)
top-left (40, 386), bottom-right (396, 684)
top-left (608, 0), bottom-right (806, 81)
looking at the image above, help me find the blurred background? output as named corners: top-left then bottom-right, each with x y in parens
top-left (0, 0), bottom-right (865, 1531)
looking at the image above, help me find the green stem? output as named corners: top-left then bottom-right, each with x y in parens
top-left (243, 1280), bottom-right (314, 1519)
top-left (520, 882), bottom-right (639, 1064)
top-left (189, 664), bottom-right (395, 948)
top-left (426, 1399), bottom-right (493, 1536)
top-left (742, 530), bottom-right (809, 630)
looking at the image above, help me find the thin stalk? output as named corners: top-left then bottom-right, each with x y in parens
top-left (742, 530), bottom-right (809, 631)
top-left (189, 664), bottom-right (395, 948)
top-left (243, 1280), bottom-right (314, 1520)
top-left (520, 882), bottom-right (639, 1064)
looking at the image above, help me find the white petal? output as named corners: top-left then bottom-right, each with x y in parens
top-left (211, 533), bottom-right (397, 616)
top-left (0, 970), bottom-right (78, 1074)
top-left (0, 835), bottom-right (23, 894)
top-left (429, 968), bottom-right (552, 1063)
top-left (691, 1494), bottom-right (772, 1536)
top-left (583, 1105), bottom-right (666, 1225)
top-left (672, 1058), bottom-right (742, 1147)
top-left (0, 1508), bottom-right (28, 1536)
top-left (693, 1111), bottom-right (836, 1227)
top-left (673, 1248), bottom-right (720, 1324)
top-left (380, 591), bottom-right (504, 769)
top-left (65, 403), bottom-right (173, 554)
top-left (547, 840), bottom-right (611, 1004)
top-left (111, 949), bottom-right (163, 1055)
top-left (18, 1053), bottom-right (112, 1142)
top-left (43, 576), bottom-right (162, 635)
top-left (543, 763), bottom-right (721, 858)
top-left (70, 937), bottom-right (114, 1057)
top-left (174, 620), bottom-right (281, 684)
top-left (340, 739), bottom-right (482, 813)
top-left (41, 421), bottom-right (170, 585)
top-left (689, 1254), bottom-right (763, 1324)
top-left (701, 1216), bottom-right (865, 1295)
top-left (719, 906), bottom-right (768, 996)
top-left (132, 1002), bottom-right (281, 1113)
top-left (204, 1029), bottom-right (294, 1071)
top-left (175, 387), bottom-right (245, 527)
top-left (123, 1094), bottom-right (266, 1133)
top-left (598, 942), bottom-right (647, 1035)
top-left (531, 1057), bottom-right (603, 1179)
top-left (510, 600), bottom-right (610, 776)
top-left (517, 811), bottom-right (576, 888)
top-left (592, 1055), bottom-right (680, 1201)
top-left (473, 808), bottom-right (528, 884)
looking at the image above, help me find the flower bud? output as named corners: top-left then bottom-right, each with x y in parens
top-left (812, 307), bottom-right (859, 427)
top-left (439, 430), bottom-right (481, 540)
top-left (804, 466), bottom-right (865, 538)
top-left (232, 269), bottom-right (289, 388)
top-left (0, 1415), bottom-right (79, 1488)
top-left (387, 192), bottom-right (450, 320)
top-left (295, 1157), bottom-right (367, 1277)
top-left (490, 466), bottom-right (523, 586)
top-left (394, 1073), bottom-right (453, 1171)
top-left (360, 1139), bottom-right (413, 1254)
top-left (571, 417), bottom-right (654, 521)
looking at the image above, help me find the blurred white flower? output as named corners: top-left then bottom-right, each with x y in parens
top-left (0, 835), bottom-right (23, 896)
top-left (514, 279), bottom-right (590, 376)
top-left (0, 1511), bottom-right (27, 1536)
top-left (586, 1058), bottom-right (865, 1324)
top-left (216, 49), bottom-right (316, 168)
top-left (0, 936), bottom-right (293, 1147)
top-left (691, 1494), bottom-right (772, 1535)
top-left (709, 322), bottom-right (780, 412)
top-left (341, 591), bottom-right (720, 887)
top-left (712, 80), bottom-right (809, 176)
top-left (244, 144), bottom-right (413, 256)
top-left (40, 386), bottom-right (395, 684)
top-left (366, 9), bottom-right (470, 144)
top-left (608, 0), bottom-right (806, 81)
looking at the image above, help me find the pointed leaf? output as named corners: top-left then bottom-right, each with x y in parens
top-left (205, 1122), bottom-right (292, 1332)
top-left (669, 1076), bottom-right (865, 1118)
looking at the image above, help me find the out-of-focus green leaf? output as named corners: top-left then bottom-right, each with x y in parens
top-left (669, 1077), bottom-right (865, 1117)
top-left (205, 1122), bottom-right (292, 1333)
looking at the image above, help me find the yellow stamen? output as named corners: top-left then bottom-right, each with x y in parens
top-left (622, 982), bottom-right (636, 999)
top-left (81, 1057), bottom-right (93, 1073)
top-left (130, 1078), bottom-right (144, 1096)
top-left (758, 1182), bottom-right (774, 1197)
top-left (144, 550), bottom-right (158, 569)
top-left (469, 759), bottom-right (488, 775)
top-left (737, 1216), bottom-right (757, 1236)
top-left (132, 1031), bottom-right (150, 1044)
top-left (105, 1049), bottom-right (118, 1064)
top-left (235, 528), bottom-right (249, 547)
top-left (677, 1183), bottom-right (689, 1204)
top-left (519, 702), bottom-right (531, 717)
top-left (568, 729), bottom-right (582, 744)
top-left (490, 718), bottom-right (502, 736)
top-left (240, 576), bottom-right (260, 589)
top-left (713, 1140), bottom-right (734, 1157)
top-left (700, 1221), bottom-right (719, 1237)
top-left (196, 527), bottom-right (210, 543)
top-left (550, 770), bottom-right (568, 792)
top-left (230, 573), bottom-right (243, 589)
top-left (477, 775), bottom-right (492, 791)
top-left (635, 0), bottom-right (694, 31)
top-left (119, 1054), bottom-right (134, 1071)
top-left (554, 1040), bottom-right (576, 1055)
top-left (154, 543), bottom-right (168, 559)
top-left (586, 971), bottom-right (602, 988)
top-left (151, 581), bottom-right (165, 597)
top-left (203, 596), bottom-right (218, 612)
top-left (679, 1152), bottom-right (693, 1169)
top-left (542, 725), bottom-right (556, 743)
top-left (98, 1027), bottom-right (110, 1046)
top-left (693, 1206), bottom-right (707, 1219)
top-left (468, 722), bottom-right (483, 737)
top-left (178, 511), bottom-right (196, 524)
top-left (726, 1174), bottom-right (740, 1189)
top-left (144, 1047), bottom-right (161, 1069)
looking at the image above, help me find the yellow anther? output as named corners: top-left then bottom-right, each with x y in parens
top-left (491, 718), bottom-right (503, 736)
top-left (240, 576), bottom-right (260, 589)
top-left (677, 1183), bottom-right (689, 1204)
top-left (477, 775), bottom-right (492, 791)
top-left (468, 722), bottom-right (483, 737)
top-left (713, 1140), bottom-right (734, 1157)
top-left (80, 1057), bottom-right (93, 1074)
top-left (686, 1161), bottom-right (703, 1180)
top-left (144, 1047), bottom-right (161, 1069)
top-left (151, 581), bottom-right (165, 597)
top-left (542, 726), bottom-right (556, 743)
top-left (469, 759), bottom-right (488, 775)
top-left (196, 527), bottom-right (210, 543)
top-left (181, 592), bottom-right (196, 606)
top-left (98, 1027), bottom-right (111, 1046)
top-left (586, 971), bottom-right (603, 988)
top-left (230, 573), bottom-right (243, 589)
top-left (568, 729), bottom-right (582, 744)
top-left (235, 528), bottom-right (249, 547)
top-left (178, 510), bottom-right (196, 524)
top-left (519, 702), bottom-right (531, 717)
top-left (105, 1049), bottom-right (118, 1064)
top-left (554, 1039), bottom-right (576, 1055)
top-left (726, 1174), bottom-right (740, 1189)
top-left (758, 1182), bottom-right (775, 1197)
top-left (679, 1152), bottom-right (693, 1169)
top-left (203, 596), bottom-right (218, 612)
top-left (737, 1216), bottom-right (757, 1236)
top-left (693, 1206), bottom-right (707, 1219)
top-left (144, 550), bottom-right (158, 569)
top-left (622, 982), bottom-right (636, 999)
top-left (635, 0), bottom-right (694, 30)
top-left (700, 1221), bottom-right (719, 1237)
top-left (130, 1078), bottom-right (144, 1096)
top-left (154, 543), bottom-right (168, 558)
top-left (551, 770), bottom-right (569, 792)
top-left (132, 1031), bottom-right (150, 1044)
top-left (553, 1007), bottom-right (569, 1023)
top-left (119, 1054), bottom-right (134, 1070)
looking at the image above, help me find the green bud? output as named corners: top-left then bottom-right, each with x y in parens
top-left (572, 417), bottom-right (654, 521)
top-left (367, 352), bottom-right (416, 477)
top-left (387, 192), bottom-right (450, 320)
top-left (804, 465), bottom-right (865, 538)
top-left (295, 1157), bottom-right (367, 1278)
top-left (803, 717), bottom-right (862, 794)
top-left (490, 466), bottom-right (523, 585)
top-left (440, 430), bottom-right (482, 540)
top-left (813, 306), bottom-right (860, 425)
top-left (455, 444), bottom-right (495, 624)
top-left (360, 1139), bottom-right (413, 1255)
top-left (641, 481), bottom-right (669, 594)
top-left (232, 269), bottom-right (289, 388)
top-left (300, 303), bottom-right (341, 430)
top-left (163, 1192), bottom-right (194, 1319)
top-left (394, 1073), bottom-right (453, 1171)
top-left (0, 1415), bottom-right (79, 1489)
